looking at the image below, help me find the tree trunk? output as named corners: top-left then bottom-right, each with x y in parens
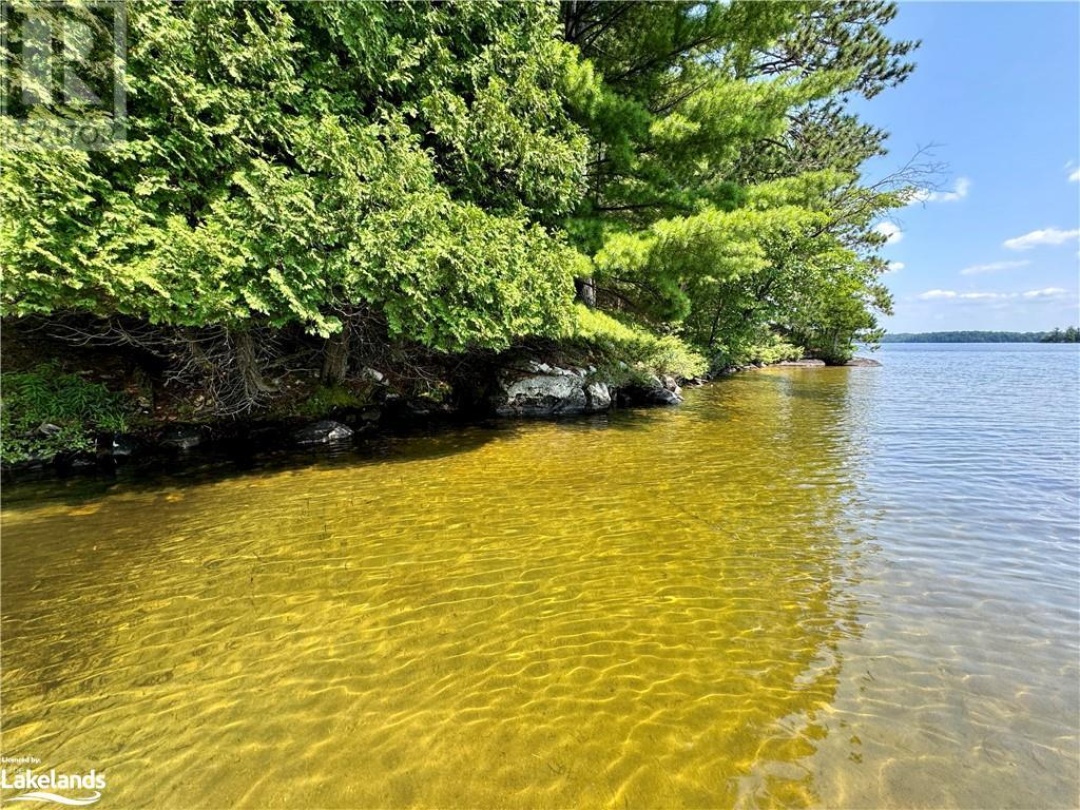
top-left (575, 276), bottom-right (597, 309)
top-left (321, 323), bottom-right (351, 384)
top-left (234, 329), bottom-right (277, 398)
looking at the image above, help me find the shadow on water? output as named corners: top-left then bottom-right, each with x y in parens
top-left (1, 406), bottom-right (685, 512)
top-left (0, 370), bottom-right (876, 808)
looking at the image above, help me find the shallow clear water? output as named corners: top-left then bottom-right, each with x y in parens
top-left (2, 344), bottom-right (1077, 808)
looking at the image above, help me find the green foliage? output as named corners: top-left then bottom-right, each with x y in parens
top-left (710, 333), bottom-right (804, 370)
top-left (295, 384), bottom-right (371, 419)
top-left (562, 1), bottom-right (913, 368)
top-left (1042, 327), bottom-right (1079, 344)
top-left (1, 1), bottom-right (586, 350)
top-left (2, 0), bottom-right (918, 402)
top-left (751, 340), bottom-right (804, 365)
top-left (733, 0), bottom-right (919, 181)
top-left (568, 306), bottom-right (706, 380)
top-left (1, 364), bottom-right (130, 462)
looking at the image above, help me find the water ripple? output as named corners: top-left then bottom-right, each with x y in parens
top-left (2, 344), bottom-right (1077, 808)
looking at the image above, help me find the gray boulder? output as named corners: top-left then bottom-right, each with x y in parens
top-left (645, 386), bottom-right (683, 406)
top-left (584, 382), bottom-right (612, 413)
top-left (293, 420), bottom-right (354, 445)
top-left (661, 375), bottom-right (683, 397)
top-left (362, 367), bottom-right (386, 383)
top-left (161, 425), bottom-right (203, 450)
top-left (631, 376), bottom-right (683, 406)
top-left (496, 372), bottom-right (588, 417)
top-left (111, 434), bottom-right (140, 457)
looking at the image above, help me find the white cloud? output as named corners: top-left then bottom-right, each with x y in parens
top-left (959, 260), bottom-right (1030, 276)
top-left (1070, 169), bottom-right (1080, 182)
top-left (917, 287), bottom-right (1071, 303)
top-left (957, 292), bottom-right (1011, 301)
top-left (873, 222), bottom-right (903, 245)
top-left (885, 261), bottom-right (905, 273)
top-left (1021, 287), bottom-right (1068, 299)
top-left (918, 289), bottom-right (957, 300)
top-left (906, 177), bottom-right (971, 205)
top-left (1003, 227), bottom-right (1080, 250)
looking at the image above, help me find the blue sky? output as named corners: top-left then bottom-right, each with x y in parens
top-left (856, 2), bottom-right (1080, 333)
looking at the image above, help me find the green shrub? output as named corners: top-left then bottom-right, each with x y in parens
top-left (710, 333), bottom-right (804, 370)
top-left (568, 305), bottom-right (707, 380)
top-left (750, 339), bottom-right (804, 365)
top-left (0, 364), bottom-right (130, 463)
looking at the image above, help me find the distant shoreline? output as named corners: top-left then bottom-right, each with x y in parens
top-left (882, 329), bottom-right (1078, 344)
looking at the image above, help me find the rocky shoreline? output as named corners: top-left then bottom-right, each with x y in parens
top-left (0, 356), bottom-right (880, 484)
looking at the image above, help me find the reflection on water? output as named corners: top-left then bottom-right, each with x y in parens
top-left (2, 345), bottom-right (1077, 808)
top-left (810, 346), bottom-right (1080, 809)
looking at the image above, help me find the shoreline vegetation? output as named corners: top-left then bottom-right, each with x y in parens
top-left (0, 348), bottom-right (879, 483)
top-left (5, 1), bottom-right (924, 470)
top-left (882, 328), bottom-right (1079, 343)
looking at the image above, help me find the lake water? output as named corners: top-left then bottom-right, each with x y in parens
top-left (2, 344), bottom-right (1077, 808)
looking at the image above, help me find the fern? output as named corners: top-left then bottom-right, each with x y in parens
top-left (0, 364), bottom-right (131, 464)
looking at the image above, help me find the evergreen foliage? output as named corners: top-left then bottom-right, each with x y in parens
top-left (558, 0), bottom-right (910, 365)
top-left (1042, 327), bottom-right (1079, 344)
top-left (2, 0), bottom-right (920, 425)
top-left (2, 2), bottom-right (586, 350)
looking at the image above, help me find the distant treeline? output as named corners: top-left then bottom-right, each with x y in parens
top-left (882, 328), bottom-right (1079, 343)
